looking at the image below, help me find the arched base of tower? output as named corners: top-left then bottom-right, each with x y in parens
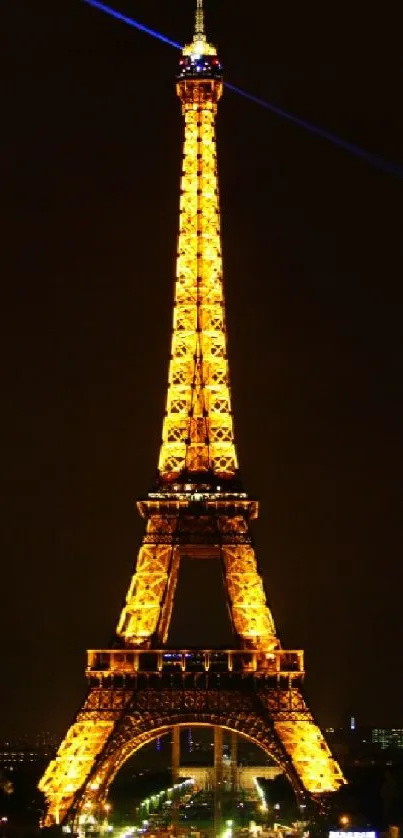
top-left (39, 677), bottom-right (344, 828)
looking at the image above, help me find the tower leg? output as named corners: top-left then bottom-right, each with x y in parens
top-left (214, 726), bottom-right (223, 836)
top-left (221, 540), bottom-right (278, 650)
top-left (116, 533), bottom-right (179, 647)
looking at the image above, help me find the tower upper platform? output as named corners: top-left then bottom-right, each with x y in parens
top-left (177, 0), bottom-right (223, 91)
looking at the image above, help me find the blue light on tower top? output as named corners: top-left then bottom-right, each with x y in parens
top-left (178, 55), bottom-right (222, 80)
top-left (178, 0), bottom-right (223, 81)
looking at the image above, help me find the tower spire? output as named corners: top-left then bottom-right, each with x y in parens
top-left (183, 0), bottom-right (216, 57)
top-left (195, 0), bottom-right (205, 39)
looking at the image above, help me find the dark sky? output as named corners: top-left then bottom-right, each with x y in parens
top-left (1, 0), bottom-right (402, 739)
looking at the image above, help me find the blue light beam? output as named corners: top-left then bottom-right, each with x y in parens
top-left (82, 0), bottom-right (181, 48)
top-left (225, 83), bottom-right (403, 179)
top-left (82, 0), bottom-right (403, 180)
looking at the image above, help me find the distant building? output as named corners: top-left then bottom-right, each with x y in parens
top-left (179, 764), bottom-right (282, 791)
top-left (0, 734), bottom-right (57, 772)
top-left (324, 726), bottom-right (403, 769)
top-left (372, 729), bottom-right (403, 750)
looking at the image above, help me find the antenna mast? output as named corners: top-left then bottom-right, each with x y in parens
top-left (195, 0), bottom-right (205, 38)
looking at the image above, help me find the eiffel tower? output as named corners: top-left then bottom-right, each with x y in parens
top-left (39, 1), bottom-right (345, 828)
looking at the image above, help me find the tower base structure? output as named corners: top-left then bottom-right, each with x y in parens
top-left (39, 649), bottom-right (344, 828)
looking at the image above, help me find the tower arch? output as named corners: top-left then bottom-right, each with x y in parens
top-left (73, 711), bottom-right (306, 825)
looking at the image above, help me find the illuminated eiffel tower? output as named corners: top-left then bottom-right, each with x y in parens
top-left (39, 1), bottom-right (345, 828)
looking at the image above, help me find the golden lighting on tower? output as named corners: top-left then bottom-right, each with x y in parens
top-left (157, 32), bottom-right (235, 480)
top-left (38, 2), bottom-right (345, 827)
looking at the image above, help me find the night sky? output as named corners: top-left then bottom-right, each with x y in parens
top-left (1, 0), bottom-right (402, 739)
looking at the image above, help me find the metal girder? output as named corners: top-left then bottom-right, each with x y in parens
top-left (158, 76), bottom-right (237, 480)
top-left (258, 688), bottom-right (345, 793)
top-left (116, 516), bottom-right (179, 646)
top-left (38, 689), bottom-right (133, 826)
top-left (40, 684), bottom-right (344, 828)
top-left (116, 508), bottom-right (279, 650)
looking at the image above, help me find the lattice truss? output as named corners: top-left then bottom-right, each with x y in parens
top-left (117, 512), bottom-right (279, 650)
top-left (38, 690), bottom-right (132, 825)
top-left (219, 516), bottom-right (278, 650)
top-left (158, 91), bottom-right (238, 480)
top-left (38, 720), bottom-right (112, 825)
top-left (39, 685), bottom-right (344, 825)
top-left (116, 516), bottom-right (179, 646)
top-left (275, 720), bottom-right (345, 793)
top-left (259, 687), bottom-right (345, 793)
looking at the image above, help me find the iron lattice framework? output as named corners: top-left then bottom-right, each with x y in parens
top-left (39, 2), bottom-right (345, 828)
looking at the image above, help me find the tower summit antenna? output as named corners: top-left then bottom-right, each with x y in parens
top-left (183, 0), bottom-right (217, 57)
top-left (195, 0), bottom-right (205, 38)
